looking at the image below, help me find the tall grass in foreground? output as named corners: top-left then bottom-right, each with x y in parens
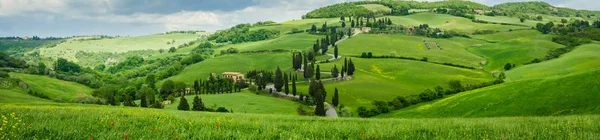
top-left (1, 104), bottom-right (599, 139)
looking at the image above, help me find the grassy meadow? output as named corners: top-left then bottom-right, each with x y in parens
top-left (471, 29), bottom-right (542, 42)
top-left (162, 52), bottom-right (293, 85)
top-left (338, 34), bottom-right (487, 68)
top-left (158, 91), bottom-right (308, 115)
top-left (215, 33), bottom-right (322, 53)
top-left (377, 69), bottom-right (600, 118)
top-left (467, 35), bottom-right (564, 71)
top-left (8, 73), bottom-right (93, 101)
top-left (506, 43), bottom-right (600, 81)
top-left (1, 103), bottom-right (599, 139)
top-left (359, 4), bottom-right (392, 13)
top-left (386, 13), bottom-right (531, 33)
top-left (296, 58), bottom-right (494, 114)
top-left (39, 33), bottom-right (201, 62)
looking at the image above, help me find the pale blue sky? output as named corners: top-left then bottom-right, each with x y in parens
top-left (0, 0), bottom-right (596, 37)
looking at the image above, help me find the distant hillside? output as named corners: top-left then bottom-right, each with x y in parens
top-left (0, 38), bottom-right (63, 56)
top-left (493, 1), bottom-right (600, 18)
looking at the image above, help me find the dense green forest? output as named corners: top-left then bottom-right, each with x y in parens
top-left (0, 38), bottom-right (64, 56)
top-left (493, 2), bottom-right (600, 18)
top-left (208, 24), bottom-right (280, 44)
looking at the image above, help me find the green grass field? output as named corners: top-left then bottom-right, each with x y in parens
top-left (377, 69), bottom-right (600, 118)
top-left (386, 13), bottom-right (531, 33)
top-left (338, 34), bottom-right (486, 68)
top-left (161, 52), bottom-right (292, 85)
top-left (2, 103), bottom-right (599, 139)
top-left (215, 33), bottom-right (322, 53)
top-left (158, 91), bottom-right (307, 115)
top-left (0, 89), bottom-right (53, 105)
top-left (296, 58), bottom-right (493, 114)
top-left (358, 4), bottom-right (391, 13)
top-left (471, 29), bottom-right (542, 42)
top-left (506, 43), bottom-right (600, 81)
top-left (39, 33), bottom-right (201, 62)
top-left (8, 73), bottom-right (93, 101)
top-left (467, 35), bottom-right (564, 71)
top-left (474, 15), bottom-right (543, 27)
top-left (251, 18), bottom-right (340, 34)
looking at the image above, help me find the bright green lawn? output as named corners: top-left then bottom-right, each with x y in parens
top-left (386, 13), bottom-right (530, 33)
top-left (467, 35), bottom-right (564, 71)
top-left (471, 30), bottom-right (542, 42)
top-left (9, 73), bottom-right (93, 101)
top-left (506, 43), bottom-right (600, 81)
top-left (0, 89), bottom-right (52, 104)
top-left (161, 52), bottom-right (292, 85)
top-left (377, 69), bottom-right (600, 118)
top-left (296, 58), bottom-right (494, 115)
top-left (338, 34), bottom-right (486, 68)
top-left (159, 91), bottom-right (307, 115)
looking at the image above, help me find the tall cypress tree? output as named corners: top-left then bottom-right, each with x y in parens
top-left (315, 65), bottom-right (321, 80)
top-left (331, 65), bottom-right (339, 78)
top-left (334, 45), bottom-right (339, 59)
top-left (310, 81), bottom-right (327, 116)
top-left (177, 96), bottom-right (190, 111)
top-left (284, 73), bottom-right (289, 95)
top-left (292, 74), bottom-right (297, 96)
top-left (344, 57), bottom-right (348, 72)
top-left (333, 88), bottom-right (339, 107)
top-left (348, 59), bottom-right (355, 76)
top-left (274, 66), bottom-right (284, 92)
top-left (140, 89), bottom-right (148, 108)
top-left (193, 80), bottom-right (199, 94)
top-left (192, 95), bottom-right (205, 111)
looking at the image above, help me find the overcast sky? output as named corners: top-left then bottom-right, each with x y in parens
top-left (0, 0), bottom-right (597, 37)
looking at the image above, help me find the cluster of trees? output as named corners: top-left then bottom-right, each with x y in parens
top-left (208, 24), bottom-right (280, 44)
top-left (329, 58), bottom-right (355, 78)
top-left (358, 79), bottom-right (504, 117)
top-left (310, 27), bottom-right (346, 54)
top-left (504, 63), bottom-right (516, 70)
top-left (247, 70), bottom-right (274, 90)
top-left (434, 8), bottom-right (475, 19)
top-left (0, 52), bottom-right (27, 68)
top-left (302, 3), bottom-right (373, 19)
top-left (493, 1), bottom-right (600, 18)
top-left (106, 56), bottom-right (144, 73)
top-left (309, 80), bottom-right (327, 116)
top-left (177, 94), bottom-right (230, 113)
top-left (529, 21), bottom-right (600, 63)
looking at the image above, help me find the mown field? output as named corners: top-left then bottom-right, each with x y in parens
top-left (295, 58), bottom-right (494, 114)
top-left (386, 12), bottom-right (531, 33)
top-left (158, 91), bottom-right (308, 115)
top-left (474, 15), bottom-right (543, 27)
top-left (8, 73), bottom-right (93, 101)
top-left (506, 43), bottom-right (600, 81)
top-left (377, 69), bottom-right (600, 118)
top-left (161, 52), bottom-right (293, 85)
top-left (1, 102), bottom-right (599, 139)
top-left (470, 29), bottom-right (541, 42)
top-left (359, 4), bottom-right (391, 13)
top-left (251, 18), bottom-right (340, 33)
top-left (468, 35), bottom-right (564, 71)
top-left (337, 34), bottom-right (486, 68)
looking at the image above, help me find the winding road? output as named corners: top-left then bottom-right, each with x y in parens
top-left (265, 84), bottom-right (338, 118)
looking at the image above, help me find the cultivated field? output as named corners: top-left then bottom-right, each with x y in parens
top-left (386, 13), bottom-right (531, 33)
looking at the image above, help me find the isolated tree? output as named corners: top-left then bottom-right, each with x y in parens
top-left (161, 80), bottom-right (175, 99)
top-left (520, 17), bottom-right (526, 23)
top-left (310, 80), bottom-right (327, 116)
top-left (177, 96), bottom-right (190, 111)
top-left (344, 57), bottom-right (348, 72)
top-left (37, 62), bottom-right (46, 75)
top-left (292, 74), bottom-right (297, 96)
top-left (146, 87), bottom-right (156, 106)
top-left (305, 64), bottom-right (314, 79)
top-left (146, 74), bottom-right (156, 89)
top-left (274, 67), bottom-right (284, 92)
top-left (347, 59), bottom-right (355, 76)
top-left (331, 65), bottom-right (339, 78)
top-left (140, 89), bottom-right (148, 107)
top-left (340, 16), bottom-right (345, 21)
top-left (315, 65), bottom-right (321, 80)
top-left (332, 88), bottom-right (339, 107)
top-left (342, 22), bottom-right (346, 28)
top-left (192, 95), bottom-right (205, 111)
top-left (351, 20), bottom-right (355, 27)
top-left (504, 63), bottom-right (513, 70)
top-left (536, 15), bottom-right (543, 21)
top-left (311, 24), bottom-right (317, 33)
top-left (193, 80), bottom-right (200, 94)
top-left (284, 73), bottom-right (290, 95)
top-left (169, 47), bottom-right (176, 53)
top-left (334, 45), bottom-right (339, 59)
